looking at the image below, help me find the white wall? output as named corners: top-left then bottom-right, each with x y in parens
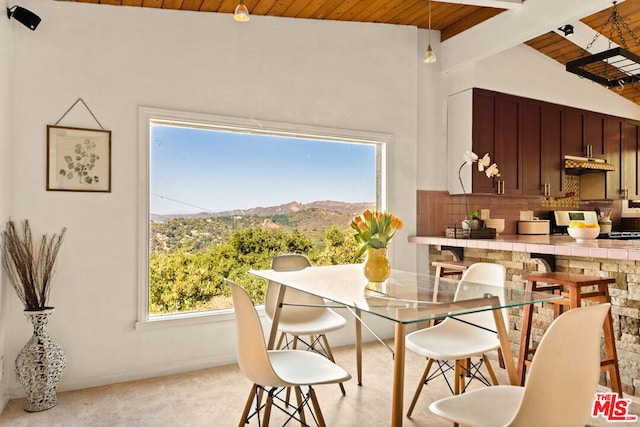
top-left (3, 0), bottom-right (422, 398)
top-left (0, 4), bottom-right (14, 410)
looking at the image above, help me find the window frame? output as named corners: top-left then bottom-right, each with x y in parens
top-left (137, 106), bottom-right (392, 328)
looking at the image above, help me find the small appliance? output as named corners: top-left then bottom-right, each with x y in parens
top-left (551, 210), bottom-right (599, 234)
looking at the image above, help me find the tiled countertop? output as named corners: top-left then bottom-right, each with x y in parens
top-left (408, 234), bottom-right (640, 261)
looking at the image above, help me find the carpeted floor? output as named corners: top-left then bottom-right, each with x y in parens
top-left (0, 340), bottom-right (637, 426)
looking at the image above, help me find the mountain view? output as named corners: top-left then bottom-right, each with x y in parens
top-left (150, 200), bottom-right (375, 253)
top-left (148, 200), bottom-right (375, 314)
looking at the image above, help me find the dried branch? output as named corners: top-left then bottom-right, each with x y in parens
top-left (1, 220), bottom-right (66, 310)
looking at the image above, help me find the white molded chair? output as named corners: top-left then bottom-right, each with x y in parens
top-left (429, 303), bottom-right (610, 427)
top-left (265, 254), bottom-right (348, 394)
top-left (405, 262), bottom-right (507, 417)
top-left (227, 279), bottom-right (351, 427)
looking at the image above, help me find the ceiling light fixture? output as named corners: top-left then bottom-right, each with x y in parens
top-left (558, 24), bottom-right (574, 37)
top-left (423, 0), bottom-right (436, 64)
top-left (6, 5), bottom-right (40, 31)
top-left (233, 2), bottom-right (250, 22)
top-left (566, 1), bottom-right (640, 90)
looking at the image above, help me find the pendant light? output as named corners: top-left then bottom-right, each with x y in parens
top-left (233, 2), bottom-right (250, 22)
top-left (424, 0), bottom-right (436, 64)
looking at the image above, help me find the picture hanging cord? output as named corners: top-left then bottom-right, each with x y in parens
top-left (54, 98), bottom-right (104, 130)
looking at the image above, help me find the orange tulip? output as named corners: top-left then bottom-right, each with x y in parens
top-left (363, 210), bottom-right (372, 221)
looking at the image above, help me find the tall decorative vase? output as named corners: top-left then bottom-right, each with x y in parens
top-left (364, 247), bottom-right (391, 283)
top-left (15, 308), bottom-right (66, 412)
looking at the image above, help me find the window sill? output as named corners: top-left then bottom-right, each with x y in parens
top-left (135, 307), bottom-right (255, 331)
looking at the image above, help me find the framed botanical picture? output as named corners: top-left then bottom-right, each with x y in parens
top-left (47, 125), bottom-right (111, 192)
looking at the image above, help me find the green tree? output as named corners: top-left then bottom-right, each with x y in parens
top-left (149, 226), bottom-right (322, 314)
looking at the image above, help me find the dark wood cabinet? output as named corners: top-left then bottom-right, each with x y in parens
top-left (494, 93), bottom-right (521, 194)
top-left (471, 90), bottom-right (561, 196)
top-left (604, 118), bottom-right (622, 199)
top-left (465, 88), bottom-right (638, 200)
top-left (540, 105), bottom-right (564, 197)
top-left (471, 89), bottom-right (522, 195)
top-left (621, 121), bottom-right (639, 199)
top-left (585, 112), bottom-right (605, 158)
top-left (521, 100), bottom-right (542, 195)
top-left (471, 90), bottom-right (497, 194)
top-left (521, 100), bottom-right (563, 197)
top-left (564, 107), bottom-right (584, 157)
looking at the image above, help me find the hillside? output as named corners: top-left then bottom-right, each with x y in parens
top-left (150, 200), bottom-right (375, 253)
top-left (150, 200), bottom-right (373, 222)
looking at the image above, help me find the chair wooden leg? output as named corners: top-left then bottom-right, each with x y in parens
top-left (454, 361), bottom-right (462, 395)
top-left (407, 358), bottom-right (434, 418)
top-left (321, 334), bottom-right (346, 395)
top-left (263, 391), bottom-right (273, 427)
top-left (294, 386), bottom-right (306, 426)
top-left (482, 354), bottom-right (499, 385)
top-left (239, 384), bottom-right (257, 427)
top-left (277, 332), bottom-right (286, 349)
top-left (308, 386), bottom-right (326, 427)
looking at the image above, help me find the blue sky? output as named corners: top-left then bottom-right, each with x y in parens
top-left (150, 125), bottom-right (377, 215)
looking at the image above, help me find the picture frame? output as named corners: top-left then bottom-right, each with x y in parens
top-left (47, 125), bottom-right (111, 192)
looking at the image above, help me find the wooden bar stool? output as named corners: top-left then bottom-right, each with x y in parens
top-left (518, 272), bottom-right (622, 396)
top-left (431, 260), bottom-right (474, 303)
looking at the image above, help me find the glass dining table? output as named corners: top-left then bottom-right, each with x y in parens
top-left (249, 263), bottom-right (560, 427)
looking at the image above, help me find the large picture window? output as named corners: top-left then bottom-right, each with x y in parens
top-left (138, 107), bottom-right (389, 322)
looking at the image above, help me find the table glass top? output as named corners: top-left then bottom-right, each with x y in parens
top-left (249, 264), bottom-right (560, 324)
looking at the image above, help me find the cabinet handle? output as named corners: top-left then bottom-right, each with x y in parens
top-left (624, 188), bottom-right (629, 199)
top-left (543, 183), bottom-right (550, 197)
top-left (497, 180), bottom-right (505, 195)
top-left (586, 144), bottom-right (593, 158)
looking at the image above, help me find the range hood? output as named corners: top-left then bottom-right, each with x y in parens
top-left (564, 155), bottom-right (615, 174)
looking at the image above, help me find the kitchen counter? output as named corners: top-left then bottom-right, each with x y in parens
top-left (409, 234), bottom-right (640, 261)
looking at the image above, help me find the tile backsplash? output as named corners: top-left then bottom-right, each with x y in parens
top-left (417, 176), bottom-right (621, 236)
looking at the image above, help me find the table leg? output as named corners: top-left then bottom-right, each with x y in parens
top-left (492, 308), bottom-right (519, 386)
top-left (391, 322), bottom-right (406, 427)
top-left (516, 281), bottom-right (535, 386)
top-left (267, 283), bottom-right (287, 350)
top-left (355, 308), bottom-right (363, 386)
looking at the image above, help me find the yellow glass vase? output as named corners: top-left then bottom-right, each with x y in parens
top-left (364, 247), bottom-right (390, 283)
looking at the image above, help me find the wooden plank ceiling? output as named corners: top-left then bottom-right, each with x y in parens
top-left (61, 0), bottom-right (640, 105)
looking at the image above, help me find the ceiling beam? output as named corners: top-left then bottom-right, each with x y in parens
top-left (436, 0), bottom-right (523, 9)
top-left (440, 0), bottom-right (626, 72)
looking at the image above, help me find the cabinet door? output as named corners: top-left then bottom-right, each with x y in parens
top-left (541, 105), bottom-right (564, 197)
top-left (521, 101), bottom-right (542, 195)
top-left (621, 121), bottom-right (639, 199)
top-left (564, 107), bottom-right (584, 157)
top-left (494, 93), bottom-right (521, 194)
top-left (604, 118), bottom-right (622, 199)
top-left (585, 112), bottom-right (605, 157)
top-left (472, 90), bottom-right (497, 194)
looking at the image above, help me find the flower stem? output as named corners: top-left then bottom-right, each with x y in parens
top-left (458, 162), bottom-right (470, 220)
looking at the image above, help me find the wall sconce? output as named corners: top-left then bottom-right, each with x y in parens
top-left (7, 5), bottom-right (41, 31)
top-left (558, 24), bottom-right (574, 37)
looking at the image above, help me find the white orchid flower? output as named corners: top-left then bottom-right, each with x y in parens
top-left (485, 163), bottom-right (499, 178)
top-left (463, 151), bottom-right (478, 166)
top-left (477, 153), bottom-right (491, 172)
